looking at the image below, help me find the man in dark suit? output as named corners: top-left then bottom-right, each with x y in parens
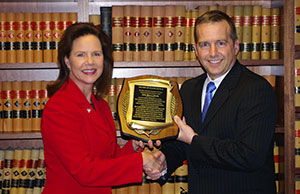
top-left (150, 10), bottom-right (277, 194)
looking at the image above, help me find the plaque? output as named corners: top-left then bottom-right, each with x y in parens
top-left (117, 75), bottom-right (182, 141)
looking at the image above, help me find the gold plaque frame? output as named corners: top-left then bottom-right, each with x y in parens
top-left (117, 75), bottom-right (182, 142)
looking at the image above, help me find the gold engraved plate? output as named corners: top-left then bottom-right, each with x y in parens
top-left (117, 75), bottom-right (182, 141)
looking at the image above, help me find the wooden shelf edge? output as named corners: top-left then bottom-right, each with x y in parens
top-left (0, 60), bottom-right (283, 70)
top-left (0, 132), bottom-right (42, 140)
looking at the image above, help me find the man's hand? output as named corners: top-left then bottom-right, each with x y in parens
top-left (143, 140), bottom-right (167, 180)
top-left (174, 115), bottom-right (197, 144)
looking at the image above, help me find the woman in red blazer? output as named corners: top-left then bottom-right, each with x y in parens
top-left (41, 23), bottom-right (162, 194)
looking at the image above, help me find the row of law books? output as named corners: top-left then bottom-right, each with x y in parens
top-left (0, 12), bottom-right (78, 64)
top-left (0, 148), bottom-right (45, 194)
top-left (92, 4), bottom-right (281, 62)
top-left (112, 161), bottom-right (188, 194)
top-left (274, 143), bottom-right (284, 193)
top-left (0, 81), bottom-right (51, 133)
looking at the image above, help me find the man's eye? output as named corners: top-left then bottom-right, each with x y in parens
top-left (218, 41), bottom-right (227, 47)
top-left (199, 43), bottom-right (209, 48)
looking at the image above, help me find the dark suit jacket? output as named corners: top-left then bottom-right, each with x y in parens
top-left (161, 61), bottom-right (277, 194)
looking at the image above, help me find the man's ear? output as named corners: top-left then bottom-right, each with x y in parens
top-left (234, 39), bottom-right (239, 55)
top-left (194, 43), bottom-right (199, 58)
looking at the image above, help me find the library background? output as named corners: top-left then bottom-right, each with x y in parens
top-left (0, 0), bottom-right (296, 193)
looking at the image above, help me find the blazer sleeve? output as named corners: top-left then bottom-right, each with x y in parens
top-left (189, 79), bottom-right (277, 172)
top-left (41, 100), bottom-right (143, 187)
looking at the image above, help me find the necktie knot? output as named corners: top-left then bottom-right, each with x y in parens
top-left (206, 82), bottom-right (216, 93)
top-left (202, 82), bottom-right (216, 122)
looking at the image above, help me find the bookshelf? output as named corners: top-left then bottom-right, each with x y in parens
top-left (0, 0), bottom-right (295, 193)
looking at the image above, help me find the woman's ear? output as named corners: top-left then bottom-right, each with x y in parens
top-left (64, 56), bottom-right (71, 70)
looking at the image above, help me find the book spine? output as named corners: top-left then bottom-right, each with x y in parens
top-left (12, 81), bottom-right (22, 133)
top-left (33, 13), bottom-right (43, 63)
top-left (6, 12), bottom-right (17, 63)
top-left (52, 13), bottom-right (62, 63)
top-left (226, 5), bottom-right (234, 18)
top-left (2, 150), bottom-right (14, 194)
top-left (137, 173), bottom-right (150, 194)
top-left (296, 60), bottom-right (300, 107)
top-left (42, 13), bottom-right (53, 63)
top-left (60, 12), bottom-right (69, 32)
top-left (164, 5), bottom-right (176, 62)
top-left (123, 5), bottom-right (133, 61)
top-left (152, 6), bottom-right (165, 61)
top-left (31, 81), bottom-right (41, 132)
top-left (161, 173), bottom-right (175, 194)
top-left (19, 149), bottom-right (31, 194)
top-left (100, 7), bottom-right (112, 42)
top-left (24, 13), bottom-right (34, 63)
top-left (209, 5), bottom-right (218, 11)
top-left (115, 78), bottom-right (124, 131)
top-left (41, 81), bottom-right (49, 116)
top-left (0, 150), bottom-right (4, 193)
top-left (132, 6), bottom-right (141, 61)
top-left (218, 5), bottom-right (226, 13)
top-left (33, 149), bottom-right (45, 194)
top-left (174, 6), bottom-right (185, 61)
top-left (2, 81), bottom-right (13, 133)
top-left (261, 8), bottom-right (271, 60)
top-left (174, 160), bottom-right (188, 194)
top-left (127, 184), bottom-right (138, 194)
top-left (241, 6), bottom-right (253, 60)
top-left (198, 6), bottom-right (209, 17)
top-left (27, 149), bottom-right (39, 194)
top-left (140, 6), bottom-right (152, 62)
top-left (0, 82), bottom-right (3, 132)
top-left (89, 15), bottom-right (101, 29)
top-left (233, 6), bottom-right (244, 60)
top-left (189, 9), bottom-right (198, 61)
top-left (10, 149), bottom-right (23, 194)
top-left (112, 6), bottom-right (124, 62)
top-left (108, 78), bottom-right (117, 130)
top-left (21, 81), bottom-right (32, 132)
top-left (251, 5), bottom-right (262, 60)
top-left (263, 75), bottom-right (276, 90)
top-left (183, 9), bottom-right (191, 61)
top-left (114, 186), bottom-right (129, 194)
top-left (296, 0), bottom-right (300, 45)
top-left (16, 13), bottom-right (25, 63)
top-left (149, 180), bottom-right (162, 194)
top-left (270, 8), bottom-right (280, 59)
top-left (68, 13), bottom-right (78, 26)
top-left (0, 13), bottom-right (6, 63)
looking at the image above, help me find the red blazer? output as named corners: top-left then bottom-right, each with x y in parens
top-left (41, 79), bottom-right (143, 194)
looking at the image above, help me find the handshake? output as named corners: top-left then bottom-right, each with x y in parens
top-left (133, 140), bottom-right (167, 180)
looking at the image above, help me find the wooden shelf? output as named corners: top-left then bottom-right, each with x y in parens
top-left (0, 59), bottom-right (283, 69)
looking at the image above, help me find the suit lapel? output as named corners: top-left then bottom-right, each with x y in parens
top-left (202, 61), bottom-right (242, 128)
top-left (190, 76), bottom-right (206, 131)
top-left (65, 79), bottom-right (115, 137)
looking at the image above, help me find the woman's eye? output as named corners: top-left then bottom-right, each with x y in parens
top-left (76, 53), bottom-right (84, 57)
top-left (94, 52), bottom-right (102, 57)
